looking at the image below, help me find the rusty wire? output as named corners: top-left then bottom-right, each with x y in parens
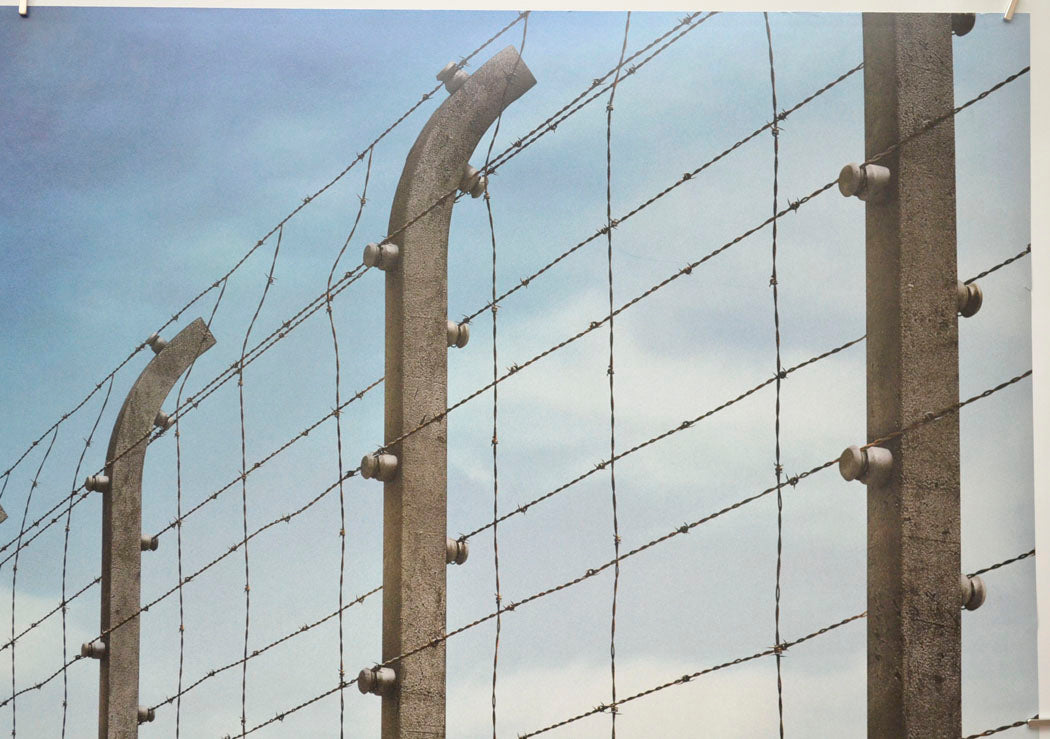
top-left (9, 427), bottom-right (59, 736)
top-left (604, 14), bottom-right (632, 737)
top-left (762, 13), bottom-right (787, 737)
top-left (963, 717), bottom-right (1038, 738)
top-left (323, 145), bottom-right (374, 737)
top-left (517, 611), bottom-right (868, 737)
top-left (59, 376), bottom-right (113, 739)
top-left (0, 10), bottom-right (528, 496)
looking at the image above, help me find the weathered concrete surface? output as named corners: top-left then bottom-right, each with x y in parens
top-left (99, 318), bottom-right (215, 738)
top-left (863, 14), bottom-right (962, 739)
top-left (382, 47), bottom-right (535, 738)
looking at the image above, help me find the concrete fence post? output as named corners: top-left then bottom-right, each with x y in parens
top-left (860, 13), bottom-right (962, 738)
top-left (87, 318), bottom-right (215, 738)
top-left (373, 46), bottom-right (535, 738)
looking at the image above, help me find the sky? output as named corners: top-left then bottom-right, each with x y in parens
top-left (0, 7), bottom-right (1036, 738)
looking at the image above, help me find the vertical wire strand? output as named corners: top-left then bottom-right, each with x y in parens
top-left (481, 16), bottom-right (529, 737)
top-left (238, 225), bottom-right (283, 737)
top-left (762, 13), bottom-right (787, 738)
top-left (173, 278), bottom-right (229, 738)
top-left (60, 378), bottom-right (114, 739)
top-left (483, 189), bottom-right (501, 739)
top-left (324, 147), bottom-right (374, 737)
top-left (10, 426), bottom-right (59, 736)
top-left (606, 13), bottom-right (631, 736)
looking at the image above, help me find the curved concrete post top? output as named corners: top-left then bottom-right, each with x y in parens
top-left (386, 45), bottom-right (537, 247)
top-left (105, 318), bottom-right (216, 468)
top-left (99, 317), bottom-right (215, 738)
top-left (379, 46), bottom-right (535, 738)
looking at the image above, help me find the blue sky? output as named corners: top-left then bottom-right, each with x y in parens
top-left (0, 8), bottom-right (1035, 737)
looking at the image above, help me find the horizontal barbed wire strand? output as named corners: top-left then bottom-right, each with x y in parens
top-left (0, 10), bottom-right (528, 489)
top-left (965, 244), bottom-right (1031, 285)
top-left (963, 717), bottom-right (1038, 738)
top-left (3, 578), bottom-right (99, 656)
top-left (150, 587), bottom-right (381, 713)
top-left (522, 535), bottom-right (1040, 738)
top-left (463, 60), bottom-right (864, 325)
top-left (461, 335), bottom-right (864, 540)
top-left (518, 611), bottom-right (868, 737)
top-left (220, 369), bottom-right (1030, 734)
top-left (968, 549), bottom-right (1035, 578)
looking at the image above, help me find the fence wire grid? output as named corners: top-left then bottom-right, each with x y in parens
top-left (0, 9), bottom-right (1036, 739)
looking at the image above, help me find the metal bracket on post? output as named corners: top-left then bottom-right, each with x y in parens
top-left (861, 14), bottom-right (962, 737)
top-left (92, 318), bottom-right (215, 738)
top-left (376, 47), bottom-right (535, 737)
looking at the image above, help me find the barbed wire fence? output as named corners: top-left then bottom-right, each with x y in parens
top-left (0, 9), bottom-right (1037, 738)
